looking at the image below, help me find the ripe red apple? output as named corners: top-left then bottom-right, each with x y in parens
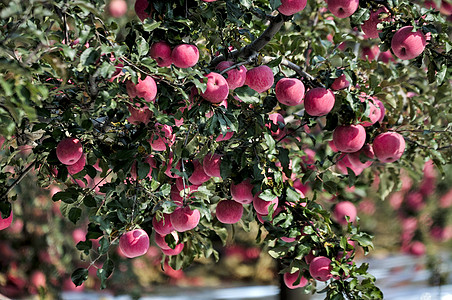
top-left (378, 50), bottom-right (395, 63)
top-left (336, 153), bottom-right (364, 175)
top-left (152, 214), bottom-right (174, 235)
top-left (108, 0), bottom-right (127, 18)
top-left (176, 177), bottom-right (200, 192)
top-left (171, 44), bottom-right (199, 68)
top-left (216, 200), bottom-right (244, 224)
top-left (67, 154), bottom-right (86, 175)
top-left (361, 45), bottom-right (380, 62)
top-left (170, 206), bottom-right (201, 232)
top-left (332, 124), bottom-right (366, 153)
top-left (283, 270), bottom-right (308, 289)
top-left (304, 87), bottom-right (335, 116)
top-left (253, 193), bottom-right (279, 215)
top-left (127, 104), bottom-right (152, 125)
top-left (200, 72), bottom-right (230, 103)
top-left (216, 131), bottom-right (234, 141)
top-left (278, 0), bottom-right (307, 15)
top-left (333, 201), bottom-right (357, 225)
top-left (374, 99), bottom-right (385, 123)
top-left (154, 231), bottom-right (179, 250)
top-left (245, 65), bottom-right (274, 93)
top-left (330, 74), bottom-right (350, 90)
top-left (267, 113), bottom-right (286, 140)
top-left (119, 229), bottom-right (150, 258)
top-left (216, 61), bottom-right (247, 90)
top-left (135, 0), bottom-right (152, 21)
top-left (309, 256), bottom-right (332, 281)
top-left (56, 137), bottom-right (83, 165)
top-left (0, 210), bottom-right (13, 231)
top-left (372, 132), bottom-right (405, 163)
top-left (391, 26), bottom-right (427, 60)
top-left (161, 242), bottom-right (184, 255)
top-left (230, 178), bottom-right (254, 204)
top-left (148, 123), bottom-right (175, 151)
top-left (359, 95), bottom-right (381, 127)
top-left (348, 144), bottom-right (374, 170)
top-left (275, 78), bottom-right (305, 106)
top-left (189, 160), bottom-right (211, 185)
top-left (408, 241), bottom-right (426, 256)
top-left (126, 76), bottom-right (157, 102)
top-left (150, 41), bottom-right (173, 67)
top-left (361, 7), bottom-right (389, 39)
top-left (326, 0), bottom-right (359, 18)
top-left (30, 271), bottom-right (46, 291)
top-left (170, 185), bottom-right (184, 206)
top-left (203, 153), bottom-right (222, 178)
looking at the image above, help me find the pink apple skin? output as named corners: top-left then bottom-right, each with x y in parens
top-left (170, 206), bottom-right (201, 232)
top-left (126, 76), bottom-right (157, 102)
top-left (309, 256), bottom-right (333, 281)
top-left (161, 242), bottom-right (184, 255)
top-left (171, 44), bottom-right (199, 68)
top-left (327, 0), bottom-right (359, 18)
top-left (216, 61), bottom-right (247, 90)
top-left (304, 88), bottom-right (335, 116)
top-left (408, 241), bottom-right (426, 256)
top-left (203, 153), bottom-right (222, 178)
top-left (267, 113), bottom-right (286, 140)
top-left (330, 74), bottom-right (350, 90)
top-left (361, 45), bottom-right (380, 62)
top-left (127, 104), bottom-right (152, 125)
top-left (67, 154), bottom-right (86, 175)
top-left (391, 26), bottom-right (427, 60)
top-left (150, 41), bottom-right (173, 67)
top-left (378, 50), bottom-right (395, 63)
top-left (119, 229), bottom-right (150, 258)
top-left (216, 131), bottom-right (234, 141)
top-left (170, 185), bottom-right (184, 206)
top-left (176, 177), bottom-right (200, 192)
top-left (72, 228), bottom-right (86, 244)
top-left (275, 78), bottom-right (305, 106)
top-left (152, 214), bottom-right (174, 235)
top-left (0, 210), bottom-right (13, 230)
top-left (332, 124), bottom-right (366, 153)
top-left (253, 193), bottom-right (279, 215)
top-left (348, 144), bottom-right (374, 170)
top-left (30, 271), bottom-right (46, 290)
top-left (216, 200), bottom-right (244, 224)
top-left (359, 95), bottom-right (381, 127)
top-left (154, 232), bottom-right (179, 250)
top-left (201, 72), bottom-right (229, 103)
top-left (283, 270), bottom-right (308, 289)
top-left (189, 160), bottom-right (211, 185)
top-left (334, 201), bottom-right (357, 225)
top-left (372, 132), bottom-right (405, 163)
top-left (336, 153), bottom-right (364, 175)
top-left (56, 137), bottom-right (83, 165)
top-left (278, 0), bottom-right (307, 15)
top-left (245, 65), bottom-right (274, 93)
top-left (374, 99), bottom-right (385, 123)
top-left (108, 0), bottom-right (128, 18)
top-left (149, 124), bottom-right (175, 151)
top-left (361, 7), bottom-right (389, 39)
top-left (135, 0), bottom-right (152, 21)
top-left (440, 0), bottom-right (452, 15)
top-left (230, 178), bottom-right (254, 204)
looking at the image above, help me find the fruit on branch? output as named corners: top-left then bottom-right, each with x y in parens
top-left (161, 242), bottom-right (184, 256)
top-left (176, 177), bottom-right (200, 192)
top-left (277, 0), bottom-right (308, 16)
top-left (216, 131), bottom-right (234, 141)
top-left (152, 214), bottom-right (174, 236)
top-left (171, 44), bottom-right (199, 68)
top-left (332, 124), bottom-right (366, 153)
top-left (378, 50), bottom-right (395, 63)
top-left (283, 270), bottom-right (308, 289)
top-left (230, 178), bottom-right (255, 204)
top-left (200, 72), bottom-right (230, 103)
top-left (0, 210), bottom-right (13, 230)
top-left (164, 154), bottom-right (181, 179)
top-left (336, 153), bottom-right (363, 175)
top-left (361, 7), bottom-right (390, 39)
top-left (348, 144), bottom-right (374, 171)
top-left (245, 65), bottom-right (274, 93)
top-left (326, 0), bottom-right (359, 18)
top-left (135, 0), bottom-right (153, 21)
top-left (275, 78), bottom-right (305, 106)
top-left (56, 137), bottom-right (84, 165)
top-left (215, 61), bottom-right (247, 90)
top-left (126, 76), bottom-right (157, 103)
top-left (170, 206), bottom-right (201, 232)
top-left (309, 256), bottom-right (333, 281)
top-left (202, 153), bottom-right (222, 178)
top-left (127, 104), bottom-right (152, 125)
top-left (170, 185), bottom-right (184, 206)
top-left (148, 123), bottom-right (175, 151)
top-left (267, 113), bottom-right (286, 140)
top-left (150, 41), bottom-right (173, 67)
top-left (372, 132), bottom-right (406, 163)
top-left (108, 0), bottom-right (128, 18)
top-left (119, 229), bottom-right (150, 258)
top-left (391, 26), bottom-right (427, 60)
top-left (188, 160), bottom-right (211, 185)
top-left (253, 193), bottom-right (279, 215)
top-left (67, 154), bottom-right (86, 175)
top-left (333, 201), bottom-right (357, 225)
top-left (361, 45), bottom-right (380, 62)
top-left (154, 231), bottom-right (179, 250)
top-left (359, 95), bottom-right (382, 127)
top-left (216, 200), bottom-right (244, 224)
top-left (404, 191), bottom-right (425, 212)
top-left (330, 74), bottom-right (350, 90)
top-left (304, 87), bottom-right (335, 116)
top-left (374, 99), bottom-right (386, 123)
top-left (30, 271), bottom-right (47, 292)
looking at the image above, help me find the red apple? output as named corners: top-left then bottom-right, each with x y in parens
top-left (216, 131), bottom-right (234, 141)
top-left (267, 113), bottom-right (286, 140)
top-left (216, 61), bottom-right (247, 90)
top-left (283, 270), bottom-right (308, 289)
top-left (304, 88), bottom-right (335, 116)
top-left (203, 153), bottom-right (222, 178)
top-left (253, 193), bottom-right (279, 215)
top-left (171, 44), bottom-right (199, 68)
top-left (119, 229), bottom-right (150, 258)
top-left (161, 242), bottom-right (184, 255)
top-left (372, 132), bottom-right (405, 163)
top-left (108, 0), bottom-right (127, 18)
top-left (170, 206), bottom-right (201, 232)
top-left (0, 209), bottom-right (13, 231)
top-left (201, 72), bottom-right (229, 103)
top-left (348, 144), bottom-right (374, 170)
top-left (309, 256), bottom-right (332, 281)
top-left (148, 123), bottom-right (175, 151)
top-left (278, 0), bottom-right (307, 15)
top-left (127, 104), bottom-right (152, 125)
top-left (378, 50), bottom-right (395, 63)
top-left (67, 154), bottom-right (86, 175)
top-left (333, 201), bottom-right (357, 225)
top-left (126, 76), bottom-right (157, 102)
top-left (188, 160), bottom-right (211, 185)
top-left (275, 78), bottom-right (305, 106)
top-left (333, 124), bottom-right (366, 153)
top-left (359, 95), bottom-right (381, 127)
top-left (230, 178), bottom-right (254, 204)
top-left (135, 0), bottom-right (152, 21)
top-left (327, 0), bottom-right (359, 18)
top-left (154, 231), bottom-right (179, 250)
top-left (216, 200), bottom-right (244, 224)
top-left (330, 74), bottom-right (350, 90)
top-left (150, 41), bottom-right (173, 67)
top-left (361, 7), bottom-right (389, 39)
top-left (391, 26), bottom-right (426, 60)
top-left (56, 137), bottom-right (83, 166)
top-left (152, 214), bottom-right (174, 235)
top-left (245, 65), bottom-right (274, 93)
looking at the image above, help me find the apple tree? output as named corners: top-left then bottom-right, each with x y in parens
top-left (0, 0), bottom-right (451, 298)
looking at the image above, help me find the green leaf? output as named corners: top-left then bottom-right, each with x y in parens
top-left (270, 0), bottom-right (282, 10)
top-left (68, 207), bottom-right (82, 224)
top-left (266, 56), bottom-right (283, 68)
top-left (97, 259), bottom-right (114, 289)
top-left (137, 36), bottom-right (149, 57)
top-left (143, 21), bottom-right (162, 32)
top-left (259, 189), bottom-right (277, 201)
top-left (71, 268), bottom-right (89, 287)
top-left (234, 86), bottom-right (260, 103)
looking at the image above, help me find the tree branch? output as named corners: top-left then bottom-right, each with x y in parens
top-left (1, 160), bottom-right (37, 200)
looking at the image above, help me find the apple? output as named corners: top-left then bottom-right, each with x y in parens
top-left (404, 191), bottom-right (425, 212)
top-left (336, 153), bottom-right (364, 175)
top-left (161, 242), bottom-right (184, 255)
top-left (216, 131), bottom-right (234, 141)
top-left (309, 256), bottom-right (332, 281)
top-left (176, 177), bottom-right (200, 192)
top-left (275, 78), bottom-right (305, 106)
top-left (283, 270), bottom-right (308, 289)
top-left (67, 154), bottom-right (86, 175)
top-left (216, 200), bottom-right (244, 224)
top-left (30, 271), bottom-right (46, 291)
top-left (348, 144), bottom-right (374, 170)
top-left (440, 0), bottom-right (452, 15)
top-left (361, 7), bottom-right (390, 39)
top-left (108, 0), bottom-right (127, 18)
top-left (333, 201), bottom-right (357, 225)
top-left (200, 72), bottom-right (229, 103)
top-left (361, 45), bottom-right (380, 62)
top-left (154, 231), bottom-right (179, 250)
top-left (135, 0), bottom-right (152, 21)
top-left (359, 95), bottom-right (381, 127)
top-left (378, 50), bottom-right (395, 63)
top-left (126, 76), bottom-right (157, 102)
top-left (278, 0), bottom-right (307, 15)
top-left (391, 26), bottom-right (427, 60)
top-left (332, 124), bottom-right (366, 153)
top-left (253, 193), bottom-right (279, 215)
top-left (267, 113), bottom-right (286, 140)
top-left (72, 228), bottom-right (86, 244)
top-left (148, 123), bottom-right (175, 151)
top-left (127, 104), bottom-right (152, 125)
top-left (304, 87), bottom-right (335, 116)
top-left (330, 74), bottom-right (350, 90)
top-left (189, 160), bottom-right (211, 185)
top-left (326, 0), bottom-right (359, 18)
top-left (150, 41), bottom-right (173, 67)
top-left (0, 209), bottom-right (13, 230)
top-left (170, 206), bottom-right (201, 232)
top-left (171, 44), bottom-right (199, 68)
top-left (170, 185), bottom-right (184, 206)
top-left (372, 132), bottom-right (405, 163)
top-left (245, 65), bottom-right (274, 93)
top-left (374, 99), bottom-right (385, 123)
top-left (408, 241), bottom-right (426, 256)
top-left (119, 229), bottom-right (150, 258)
top-left (215, 61), bottom-right (247, 90)
top-left (56, 137), bottom-right (83, 165)
top-left (230, 178), bottom-right (254, 204)
top-left (152, 214), bottom-right (174, 235)
top-left (203, 153), bottom-right (222, 178)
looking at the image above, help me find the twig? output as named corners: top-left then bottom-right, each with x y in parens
top-left (219, 52), bottom-right (258, 75)
top-left (1, 160), bottom-right (37, 200)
